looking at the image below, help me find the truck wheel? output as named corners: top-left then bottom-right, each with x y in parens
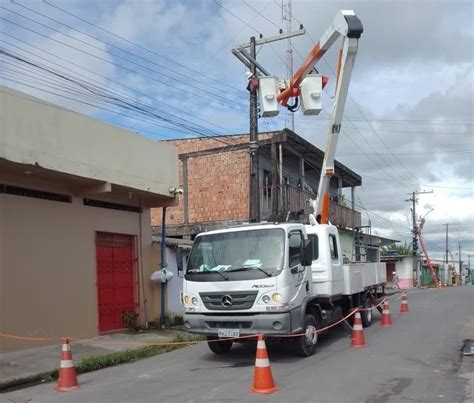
top-left (294, 314), bottom-right (318, 357)
top-left (207, 336), bottom-right (233, 354)
top-left (361, 297), bottom-right (373, 327)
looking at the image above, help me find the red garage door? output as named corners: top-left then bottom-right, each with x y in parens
top-left (96, 232), bottom-right (136, 332)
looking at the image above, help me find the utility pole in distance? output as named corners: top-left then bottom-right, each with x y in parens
top-left (458, 242), bottom-right (462, 285)
top-left (406, 190), bottom-right (433, 287)
top-left (445, 223), bottom-right (449, 265)
top-left (232, 27), bottom-right (305, 222)
top-left (443, 222), bottom-right (457, 285)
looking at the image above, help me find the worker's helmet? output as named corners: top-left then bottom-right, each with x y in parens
top-left (245, 71), bottom-right (253, 80)
top-left (392, 271), bottom-right (396, 274)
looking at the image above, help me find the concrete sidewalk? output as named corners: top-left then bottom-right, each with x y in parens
top-left (0, 329), bottom-right (184, 392)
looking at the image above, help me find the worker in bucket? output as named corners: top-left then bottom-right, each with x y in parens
top-left (392, 271), bottom-right (399, 289)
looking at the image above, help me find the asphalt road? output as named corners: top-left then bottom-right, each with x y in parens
top-left (3, 287), bottom-right (473, 403)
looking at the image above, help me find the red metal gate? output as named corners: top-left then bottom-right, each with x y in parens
top-left (96, 232), bottom-right (136, 332)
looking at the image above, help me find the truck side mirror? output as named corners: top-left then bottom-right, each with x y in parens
top-left (301, 239), bottom-right (313, 266)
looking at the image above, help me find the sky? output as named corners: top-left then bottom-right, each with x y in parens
top-left (0, 0), bottom-right (472, 263)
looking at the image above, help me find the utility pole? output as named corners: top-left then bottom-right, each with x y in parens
top-left (445, 223), bottom-right (449, 265)
top-left (249, 35), bottom-right (259, 222)
top-left (232, 27), bottom-right (305, 223)
top-left (458, 242), bottom-right (462, 285)
top-left (443, 222), bottom-right (457, 285)
top-left (282, 0), bottom-right (295, 131)
top-left (406, 190), bottom-right (433, 287)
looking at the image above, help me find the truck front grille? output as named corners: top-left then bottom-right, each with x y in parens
top-left (199, 291), bottom-right (258, 311)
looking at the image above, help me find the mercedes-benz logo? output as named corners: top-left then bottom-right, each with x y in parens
top-left (221, 295), bottom-right (233, 307)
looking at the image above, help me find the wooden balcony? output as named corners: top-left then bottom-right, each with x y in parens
top-left (328, 200), bottom-right (361, 229)
top-left (261, 185), bottom-right (361, 229)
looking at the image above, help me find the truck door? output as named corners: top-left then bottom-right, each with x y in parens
top-left (328, 230), bottom-right (344, 294)
top-left (288, 230), bottom-right (311, 306)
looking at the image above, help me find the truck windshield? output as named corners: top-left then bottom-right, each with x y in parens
top-left (186, 228), bottom-right (285, 281)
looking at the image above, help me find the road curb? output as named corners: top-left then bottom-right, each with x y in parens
top-left (0, 371), bottom-right (53, 393)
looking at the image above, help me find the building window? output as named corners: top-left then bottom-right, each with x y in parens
top-left (263, 170), bottom-right (272, 198)
top-left (263, 170), bottom-right (272, 187)
top-left (288, 231), bottom-right (303, 267)
top-left (329, 234), bottom-right (338, 260)
top-left (0, 184), bottom-right (72, 203)
top-left (83, 198), bottom-right (142, 213)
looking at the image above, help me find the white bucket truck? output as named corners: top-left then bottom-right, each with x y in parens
top-left (182, 10), bottom-right (386, 356)
top-left (182, 223), bottom-right (385, 356)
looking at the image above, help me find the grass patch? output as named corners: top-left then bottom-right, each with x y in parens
top-left (41, 333), bottom-right (204, 383)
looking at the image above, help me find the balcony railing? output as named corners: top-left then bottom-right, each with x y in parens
top-left (328, 200), bottom-right (361, 229)
top-left (260, 185), bottom-right (361, 229)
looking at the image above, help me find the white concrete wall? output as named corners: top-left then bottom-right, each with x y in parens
top-left (163, 247), bottom-right (188, 317)
top-left (0, 86), bottom-right (178, 197)
top-left (395, 256), bottom-right (414, 288)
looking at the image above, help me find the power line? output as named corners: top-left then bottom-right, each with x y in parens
top-left (1, 77), bottom-right (192, 135)
top-left (213, 0), bottom-right (289, 68)
top-left (363, 174), bottom-right (472, 190)
top-left (9, 0), bottom-right (246, 100)
top-left (41, 0), bottom-right (246, 96)
top-left (0, 35), bottom-right (238, 136)
top-left (319, 105), bottom-right (413, 191)
top-left (0, 45), bottom-right (239, 141)
top-left (213, 0), bottom-right (260, 32)
top-left (0, 49), bottom-right (242, 146)
top-left (0, 17), bottom-right (247, 114)
top-left (339, 150), bottom-right (474, 156)
top-left (290, 118), bottom-right (472, 135)
top-left (241, 0), bottom-right (281, 30)
top-left (0, 8), bottom-right (247, 109)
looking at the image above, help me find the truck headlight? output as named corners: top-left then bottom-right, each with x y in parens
top-left (183, 294), bottom-right (200, 306)
top-left (272, 293), bottom-right (282, 303)
top-left (262, 295), bottom-right (271, 304)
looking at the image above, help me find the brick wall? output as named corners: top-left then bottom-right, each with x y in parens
top-left (163, 135), bottom-right (249, 154)
top-left (151, 136), bottom-right (252, 227)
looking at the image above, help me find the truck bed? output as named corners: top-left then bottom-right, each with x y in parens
top-left (342, 262), bottom-right (386, 295)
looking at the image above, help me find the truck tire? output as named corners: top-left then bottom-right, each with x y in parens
top-left (207, 336), bottom-right (233, 354)
top-left (361, 296), bottom-right (373, 327)
top-left (294, 314), bottom-right (319, 357)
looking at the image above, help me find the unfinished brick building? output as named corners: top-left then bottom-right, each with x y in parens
top-left (152, 129), bottom-right (362, 239)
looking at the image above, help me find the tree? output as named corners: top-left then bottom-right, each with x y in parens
top-left (381, 242), bottom-right (413, 256)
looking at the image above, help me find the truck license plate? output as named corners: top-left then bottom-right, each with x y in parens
top-left (218, 328), bottom-right (239, 338)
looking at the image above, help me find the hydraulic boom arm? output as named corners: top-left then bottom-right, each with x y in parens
top-left (277, 10), bottom-right (363, 224)
top-left (416, 223), bottom-right (441, 287)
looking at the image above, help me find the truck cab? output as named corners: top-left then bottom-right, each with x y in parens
top-left (182, 223), bottom-right (314, 349)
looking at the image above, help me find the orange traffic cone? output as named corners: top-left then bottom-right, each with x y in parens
top-left (250, 335), bottom-right (278, 394)
top-left (399, 291), bottom-right (409, 314)
top-left (380, 300), bottom-right (392, 327)
top-left (350, 312), bottom-right (367, 348)
top-left (55, 338), bottom-right (79, 392)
